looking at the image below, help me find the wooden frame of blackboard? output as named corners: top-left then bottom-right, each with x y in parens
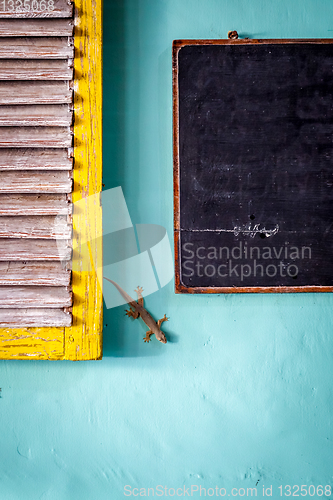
top-left (173, 38), bottom-right (333, 294)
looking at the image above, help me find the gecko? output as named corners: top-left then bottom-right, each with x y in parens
top-left (104, 278), bottom-right (168, 344)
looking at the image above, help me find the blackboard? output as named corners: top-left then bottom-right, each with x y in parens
top-left (173, 39), bottom-right (333, 293)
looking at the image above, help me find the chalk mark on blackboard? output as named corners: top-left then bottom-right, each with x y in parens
top-left (181, 224), bottom-right (279, 238)
top-left (233, 224), bottom-right (279, 238)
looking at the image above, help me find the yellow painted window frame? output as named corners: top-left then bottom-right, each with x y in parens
top-left (0, 0), bottom-right (103, 360)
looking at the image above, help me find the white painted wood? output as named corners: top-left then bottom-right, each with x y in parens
top-left (0, 59), bottom-right (73, 80)
top-left (0, 9), bottom-right (75, 327)
top-left (0, 194), bottom-right (71, 215)
top-left (0, 37), bottom-right (73, 58)
top-left (0, 81), bottom-right (72, 104)
top-left (0, 1), bottom-right (73, 19)
top-left (0, 105), bottom-right (72, 126)
top-left (0, 18), bottom-right (73, 36)
top-left (0, 239), bottom-right (71, 260)
top-left (0, 171), bottom-right (72, 193)
top-left (0, 215), bottom-right (71, 238)
top-left (0, 308), bottom-right (72, 327)
top-left (0, 128), bottom-right (72, 147)
top-left (0, 286), bottom-right (72, 307)
top-left (0, 148), bottom-right (72, 170)
top-left (0, 261), bottom-right (70, 285)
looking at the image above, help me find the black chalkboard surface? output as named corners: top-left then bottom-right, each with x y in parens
top-left (173, 39), bottom-right (333, 293)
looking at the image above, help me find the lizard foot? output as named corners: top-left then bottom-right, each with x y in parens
top-left (134, 286), bottom-right (144, 306)
top-left (125, 308), bottom-right (139, 319)
top-left (143, 331), bottom-right (153, 343)
top-left (157, 314), bottom-right (169, 328)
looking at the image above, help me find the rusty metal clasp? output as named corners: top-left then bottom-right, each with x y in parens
top-left (228, 30), bottom-right (239, 40)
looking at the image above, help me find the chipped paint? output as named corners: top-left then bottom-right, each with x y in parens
top-left (64, 0), bottom-right (103, 360)
top-left (0, 0), bottom-right (102, 360)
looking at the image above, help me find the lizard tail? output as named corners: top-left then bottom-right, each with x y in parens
top-left (103, 277), bottom-right (135, 304)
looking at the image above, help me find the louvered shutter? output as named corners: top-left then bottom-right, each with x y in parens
top-left (0, 0), bottom-right (74, 327)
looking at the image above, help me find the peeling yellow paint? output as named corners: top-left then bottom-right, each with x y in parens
top-left (0, 0), bottom-right (103, 361)
top-left (0, 327), bottom-right (65, 359)
top-left (65, 0), bottom-right (103, 360)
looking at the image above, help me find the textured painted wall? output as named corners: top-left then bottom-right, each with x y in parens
top-left (1, 0), bottom-right (333, 498)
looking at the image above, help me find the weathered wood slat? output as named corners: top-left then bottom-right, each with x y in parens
top-left (0, 194), bottom-right (71, 214)
top-left (0, 286), bottom-right (72, 308)
top-left (0, 308), bottom-right (71, 328)
top-left (0, 105), bottom-right (72, 126)
top-left (0, 37), bottom-right (73, 58)
top-left (0, 171), bottom-right (72, 193)
top-left (0, 18), bottom-right (73, 36)
top-left (0, 215), bottom-right (71, 238)
top-left (0, 59), bottom-right (73, 80)
top-left (0, 261), bottom-right (70, 285)
top-left (0, 1), bottom-right (74, 330)
top-left (0, 82), bottom-right (72, 104)
top-left (0, 0), bottom-right (73, 19)
top-left (0, 238), bottom-right (71, 260)
top-left (0, 148), bottom-right (72, 170)
top-left (0, 128), bottom-right (72, 147)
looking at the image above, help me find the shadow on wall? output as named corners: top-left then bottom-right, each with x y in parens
top-left (102, 0), bottom-right (126, 357)
top-left (102, 0), bottom-right (126, 190)
top-left (102, 0), bottom-right (165, 358)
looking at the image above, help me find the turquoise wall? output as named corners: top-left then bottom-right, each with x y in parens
top-left (1, 1), bottom-right (333, 498)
